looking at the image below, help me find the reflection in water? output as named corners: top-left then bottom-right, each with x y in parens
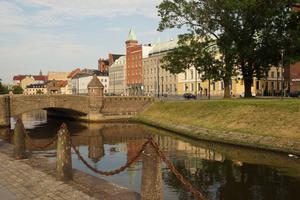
top-left (0, 110), bottom-right (300, 200)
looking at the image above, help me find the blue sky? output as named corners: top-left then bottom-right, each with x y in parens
top-left (0, 0), bottom-right (182, 83)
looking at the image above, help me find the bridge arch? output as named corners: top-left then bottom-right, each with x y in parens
top-left (9, 95), bottom-right (90, 117)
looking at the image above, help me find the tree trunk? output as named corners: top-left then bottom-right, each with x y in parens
top-left (208, 79), bottom-right (211, 100)
top-left (223, 79), bottom-right (231, 99)
top-left (244, 77), bottom-right (253, 98)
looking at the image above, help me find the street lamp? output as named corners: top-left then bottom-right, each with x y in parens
top-left (280, 49), bottom-right (284, 99)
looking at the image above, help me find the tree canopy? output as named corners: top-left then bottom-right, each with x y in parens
top-left (0, 81), bottom-right (9, 95)
top-left (12, 85), bottom-right (24, 94)
top-left (157, 0), bottom-right (300, 97)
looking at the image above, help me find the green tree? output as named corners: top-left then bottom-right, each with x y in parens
top-left (0, 81), bottom-right (9, 94)
top-left (157, 0), bottom-right (300, 98)
top-left (12, 85), bottom-right (24, 94)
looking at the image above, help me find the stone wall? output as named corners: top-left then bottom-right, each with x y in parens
top-left (102, 96), bottom-right (154, 116)
top-left (0, 95), bottom-right (10, 127)
top-left (0, 94), bottom-right (154, 123)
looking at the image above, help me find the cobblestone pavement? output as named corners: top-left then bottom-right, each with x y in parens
top-left (0, 139), bottom-right (140, 200)
top-left (0, 151), bottom-right (97, 200)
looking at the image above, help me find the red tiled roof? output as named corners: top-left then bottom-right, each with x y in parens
top-left (47, 80), bottom-right (68, 88)
top-left (67, 68), bottom-right (81, 78)
top-left (13, 75), bottom-right (47, 81)
top-left (33, 75), bottom-right (47, 81)
top-left (13, 75), bottom-right (26, 81)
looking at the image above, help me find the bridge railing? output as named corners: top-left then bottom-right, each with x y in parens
top-left (12, 119), bottom-right (208, 200)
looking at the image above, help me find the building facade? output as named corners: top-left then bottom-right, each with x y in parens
top-left (24, 83), bottom-right (47, 95)
top-left (72, 70), bottom-right (109, 94)
top-left (143, 40), bottom-right (178, 97)
top-left (290, 62), bottom-right (300, 94)
top-left (47, 80), bottom-right (68, 94)
top-left (47, 71), bottom-right (69, 81)
top-left (108, 56), bottom-right (126, 95)
top-left (125, 29), bottom-right (143, 95)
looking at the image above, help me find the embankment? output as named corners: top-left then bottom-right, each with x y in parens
top-left (134, 99), bottom-right (300, 155)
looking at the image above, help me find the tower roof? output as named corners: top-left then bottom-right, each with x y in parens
top-left (88, 74), bottom-right (104, 88)
top-left (128, 29), bottom-right (137, 41)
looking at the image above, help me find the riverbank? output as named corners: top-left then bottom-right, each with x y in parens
top-left (134, 99), bottom-right (300, 155)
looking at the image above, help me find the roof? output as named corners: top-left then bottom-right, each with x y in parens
top-left (110, 54), bottom-right (124, 62)
top-left (87, 74), bottom-right (104, 88)
top-left (33, 75), bottom-right (48, 81)
top-left (47, 80), bottom-right (68, 88)
top-left (72, 69), bottom-right (108, 79)
top-left (149, 39), bottom-right (179, 56)
top-left (67, 68), bottom-right (81, 78)
top-left (13, 75), bottom-right (47, 81)
top-left (128, 29), bottom-right (137, 41)
top-left (26, 83), bottom-right (46, 88)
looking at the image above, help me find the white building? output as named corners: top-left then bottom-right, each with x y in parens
top-left (72, 70), bottom-right (109, 94)
top-left (108, 56), bottom-right (126, 95)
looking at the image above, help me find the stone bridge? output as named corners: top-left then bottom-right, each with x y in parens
top-left (0, 75), bottom-right (154, 127)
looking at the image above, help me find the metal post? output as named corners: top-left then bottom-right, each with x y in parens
top-left (56, 123), bottom-right (72, 181)
top-left (281, 50), bottom-right (284, 99)
top-left (157, 60), bottom-right (160, 98)
top-left (161, 76), bottom-right (164, 97)
top-left (13, 118), bottom-right (26, 159)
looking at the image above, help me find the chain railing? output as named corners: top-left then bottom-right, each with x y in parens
top-left (25, 131), bottom-right (58, 150)
top-left (148, 137), bottom-right (208, 200)
top-left (13, 120), bottom-right (208, 200)
top-left (71, 139), bottom-right (150, 176)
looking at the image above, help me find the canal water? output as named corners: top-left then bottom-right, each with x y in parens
top-left (1, 110), bottom-right (300, 200)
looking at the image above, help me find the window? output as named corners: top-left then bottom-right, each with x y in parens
top-left (212, 82), bottom-right (216, 91)
top-left (271, 72), bottom-right (275, 78)
top-left (277, 71), bottom-right (280, 78)
top-left (221, 81), bottom-right (224, 90)
top-left (184, 72), bottom-right (187, 80)
top-left (185, 84), bottom-right (188, 92)
top-left (191, 83), bottom-right (194, 91)
top-left (191, 70), bottom-right (194, 79)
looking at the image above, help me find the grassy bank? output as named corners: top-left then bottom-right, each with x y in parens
top-left (134, 99), bottom-right (300, 154)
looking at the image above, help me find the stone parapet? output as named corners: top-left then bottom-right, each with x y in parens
top-left (102, 96), bottom-right (154, 116)
top-left (0, 95), bottom-right (10, 127)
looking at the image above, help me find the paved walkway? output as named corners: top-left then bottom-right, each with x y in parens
top-left (0, 152), bottom-right (96, 200)
top-left (0, 186), bottom-right (17, 200)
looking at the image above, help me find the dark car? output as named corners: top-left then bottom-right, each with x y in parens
top-left (289, 91), bottom-right (300, 97)
top-left (183, 93), bottom-right (197, 99)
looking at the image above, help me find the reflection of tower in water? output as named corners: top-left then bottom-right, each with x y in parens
top-left (126, 139), bottom-right (145, 187)
top-left (88, 133), bottom-right (105, 163)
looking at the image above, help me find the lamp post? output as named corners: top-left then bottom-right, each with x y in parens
top-left (281, 49), bottom-right (284, 99)
top-left (157, 60), bottom-right (160, 98)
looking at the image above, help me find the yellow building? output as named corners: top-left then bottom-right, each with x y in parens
top-left (24, 83), bottom-right (47, 95)
top-left (20, 76), bottom-right (37, 90)
top-left (177, 67), bottom-right (258, 97)
top-left (47, 71), bottom-right (69, 81)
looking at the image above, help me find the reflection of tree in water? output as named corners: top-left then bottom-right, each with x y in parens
top-left (162, 158), bottom-right (300, 200)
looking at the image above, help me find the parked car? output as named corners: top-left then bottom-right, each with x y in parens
top-left (183, 93), bottom-right (197, 99)
top-left (289, 92), bottom-right (300, 97)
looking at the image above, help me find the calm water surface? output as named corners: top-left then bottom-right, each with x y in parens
top-left (1, 110), bottom-right (300, 200)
